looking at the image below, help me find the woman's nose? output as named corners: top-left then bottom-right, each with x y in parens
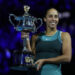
top-left (51, 16), bottom-right (55, 21)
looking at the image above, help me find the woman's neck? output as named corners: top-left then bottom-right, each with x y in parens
top-left (45, 28), bottom-right (57, 36)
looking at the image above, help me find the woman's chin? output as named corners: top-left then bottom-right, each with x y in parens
top-left (49, 24), bottom-right (57, 29)
top-left (49, 26), bottom-right (56, 29)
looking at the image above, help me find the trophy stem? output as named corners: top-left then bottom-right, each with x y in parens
top-left (20, 37), bottom-right (27, 65)
top-left (23, 38), bottom-right (27, 51)
top-left (20, 53), bottom-right (23, 65)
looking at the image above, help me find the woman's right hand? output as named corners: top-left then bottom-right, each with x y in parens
top-left (21, 31), bottom-right (32, 51)
top-left (21, 31), bottom-right (29, 39)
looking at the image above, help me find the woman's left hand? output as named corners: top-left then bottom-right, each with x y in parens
top-left (34, 59), bottom-right (45, 71)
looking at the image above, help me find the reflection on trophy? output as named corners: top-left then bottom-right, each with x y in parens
top-left (9, 5), bottom-right (42, 70)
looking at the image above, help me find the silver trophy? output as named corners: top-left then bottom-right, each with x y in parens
top-left (9, 5), bottom-right (42, 69)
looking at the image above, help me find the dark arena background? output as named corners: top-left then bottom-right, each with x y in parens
top-left (0, 0), bottom-right (75, 75)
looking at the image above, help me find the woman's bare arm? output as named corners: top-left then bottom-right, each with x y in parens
top-left (30, 34), bottom-right (38, 55)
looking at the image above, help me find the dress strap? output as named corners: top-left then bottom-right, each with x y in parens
top-left (57, 30), bottom-right (62, 43)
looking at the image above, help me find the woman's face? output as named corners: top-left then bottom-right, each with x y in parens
top-left (44, 9), bottom-right (59, 29)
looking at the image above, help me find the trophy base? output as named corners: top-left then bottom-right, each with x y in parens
top-left (10, 66), bottom-right (28, 71)
top-left (11, 50), bottom-right (34, 69)
top-left (10, 65), bottom-right (36, 71)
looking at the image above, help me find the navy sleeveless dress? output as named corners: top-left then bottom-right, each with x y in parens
top-left (35, 30), bottom-right (62, 75)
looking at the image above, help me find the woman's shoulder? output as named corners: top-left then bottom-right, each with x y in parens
top-left (61, 31), bottom-right (70, 37)
top-left (60, 31), bottom-right (71, 41)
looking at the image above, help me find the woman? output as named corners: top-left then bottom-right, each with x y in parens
top-left (22, 8), bottom-right (72, 75)
top-left (30, 8), bottom-right (72, 75)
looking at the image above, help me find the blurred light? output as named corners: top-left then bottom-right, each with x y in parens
top-left (59, 13), bottom-right (62, 19)
top-left (66, 4), bottom-right (71, 10)
top-left (59, 12), bottom-right (70, 19)
top-left (62, 12), bottom-right (70, 18)
top-left (16, 32), bottom-right (21, 38)
top-left (5, 50), bottom-right (11, 59)
top-left (64, 0), bottom-right (71, 10)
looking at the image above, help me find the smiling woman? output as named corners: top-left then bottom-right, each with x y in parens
top-left (29, 8), bottom-right (72, 75)
top-left (44, 8), bottom-right (59, 30)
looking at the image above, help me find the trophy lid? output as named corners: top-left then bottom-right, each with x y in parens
top-left (24, 5), bottom-right (30, 16)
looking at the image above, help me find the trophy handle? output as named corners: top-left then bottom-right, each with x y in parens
top-left (9, 14), bottom-right (22, 27)
top-left (9, 14), bottom-right (17, 26)
top-left (36, 18), bottom-right (43, 31)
